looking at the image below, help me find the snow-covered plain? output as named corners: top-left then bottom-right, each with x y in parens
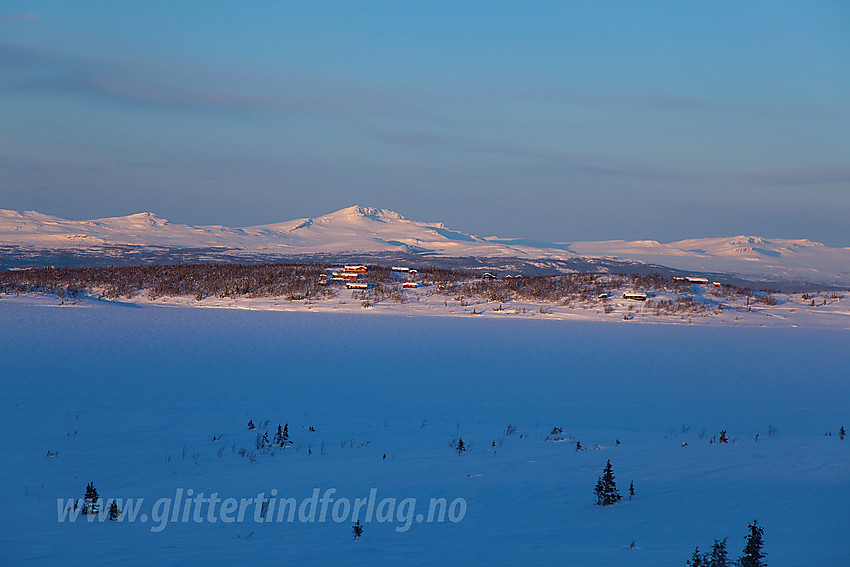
top-left (1, 298), bottom-right (848, 565)
top-left (6, 277), bottom-right (850, 330)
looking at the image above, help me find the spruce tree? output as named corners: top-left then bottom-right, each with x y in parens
top-left (707, 537), bottom-right (728, 567)
top-left (595, 460), bottom-right (621, 506)
top-left (282, 423), bottom-right (291, 445)
top-left (687, 547), bottom-right (703, 566)
top-left (739, 520), bottom-right (766, 567)
top-left (273, 424), bottom-right (283, 446)
top-left (353, 520), bottom-right (364, 540)
top-left (629, 480), bottom-right (635, 499)
top-left (83, 482), bottom-right (99, 514)
top-left (594, 477), bottom-right (603, 505)
top-left (248, 420), bottom-right (255, 430)
top-left (719, 430), bottom-right (729, 443)
top-left (107, 500), bottom-right (121, 521)
top-left (840, 425), bottom-right (845, 440)
top-left (456, 437), bottom-right (466, 455)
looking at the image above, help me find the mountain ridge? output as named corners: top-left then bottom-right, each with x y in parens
top-left (1, 206), bottom-right (848, 285)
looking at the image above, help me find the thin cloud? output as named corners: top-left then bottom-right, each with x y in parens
top-left (353, 120), bottom-right (699, 186)
top-left (0, 13), bottom-right (40, 23)
top-left (573, 160), bottom-right (695, 182)
top-left (730, 166), bottom-right (850, 187)
top-left (29, 70), bottom-right (278, 111)
top-left (0, 41), bottom-right (445, 121)
top-left (512, 87), bottom-right (736, 114)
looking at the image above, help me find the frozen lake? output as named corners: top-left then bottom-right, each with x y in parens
top-left (2, 301), bottom-right (848, 565)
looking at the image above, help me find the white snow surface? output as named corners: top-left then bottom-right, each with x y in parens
top-left (1, 298), bottom-right (848, 565)
top-left (3, 206), bottom-right (849, 284)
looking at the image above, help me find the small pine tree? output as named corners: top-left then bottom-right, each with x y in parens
top-left (456, 437), bottom-right (466, 455)
top-left (107, 500), bottom-right (121, 521)
top-left (840, 425), bottom-right (845, 440)
top-left (247, 420), bottom-right (255, 430)
top-left (629, 480), bottom-right (635, 499)
top-left (707, 537), bottom-right (728, 567)
top-left (595, 460), bottom-right (621, 506)
top-left (273, 424), bottom-right (283, 446)
top-left (739, 520), bottom-right (766, 567)
top-left (719, 430), bottom-right (729, 443)
top-left (262, 431), bottom-right (269, 445)
top-left (83, 482), bottom-right (99, 514)
top-left (353, 520), bottom-right (363, 540)
top-left (576, 441), bottom-right (582, 451)
top-left (594, 477), bottom-right (604, 505)
top-left (687, 547), bottom-right (703, 566)
top-left (282, 423), bottom-right (291, 445)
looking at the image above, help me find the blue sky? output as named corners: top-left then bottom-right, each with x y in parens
top-left (2, 1), bottom-right (849, 244)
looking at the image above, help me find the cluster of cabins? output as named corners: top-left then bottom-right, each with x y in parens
top-left (482, 272), bottom-right (524, 281)
top-left (392, 266), bottom-right (420, 288)
top-left (674, 276), bottom-right (723, 287)
top-left (317, 265), bottom-right (421, 290)
top-left (620, 275), bottom-right (719, 301)
top-left (317, 265), bottom-right (369, 289)
top-left (316, 267), bottom-right (721, 300)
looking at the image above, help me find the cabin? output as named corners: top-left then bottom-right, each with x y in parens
top-left (623, 291), bottom-right (647, 301)
top-left (343, 265), bottom-right (368, 273)
top-left (332, 272), bottom-right (359, 281)
top-left (402, 282), bottom-right (418, 289)
top-left (346, 282), bottom-right (370, 290)
top-left (598, 292), bottom-right (609, 299)
top-left (391, 266), bottom-right (410, 272)
top-left (685, 277), bottom-right (709, 284)
top-left (338, 272), bottom-right (360, 280)
top-left (482, 272), bottom-right (497, 280)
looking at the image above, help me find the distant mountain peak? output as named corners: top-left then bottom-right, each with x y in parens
top-left (320, 205), bottom-right (409, 223)
top-left (98, 211), bottom-right (170, 229)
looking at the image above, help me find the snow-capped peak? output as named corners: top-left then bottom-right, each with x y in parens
top-left (325, 205), bottom-right (409, 223)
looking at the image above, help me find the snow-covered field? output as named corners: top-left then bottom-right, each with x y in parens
top-left (1, 299), bottom-right (848, 565)
top-left (6, 278), bottom-right (850, 330)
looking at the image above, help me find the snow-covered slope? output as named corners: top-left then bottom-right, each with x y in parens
top-left (568, 235), bottom-right (850, 285)
top-left (0, 206), bottom-right (533, 256)
top-left (2, 206), bottom-right (849, 284)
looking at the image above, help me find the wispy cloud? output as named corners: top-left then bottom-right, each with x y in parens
top-left (729, 166), bottom-right (850, 187)
top-left (0, 41), bottom-right (445, 121)
top-left (0, 13), bottom-right (39, 23)
top-left (27, 70), bottom-right (278, 111)
top-left (509, 86), bottom-right (737, 114)
top-left (351, 120), bottom-right (699, 187)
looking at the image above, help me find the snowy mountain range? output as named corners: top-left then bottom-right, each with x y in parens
top-left (2, 205), bottom-right (849, 286)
